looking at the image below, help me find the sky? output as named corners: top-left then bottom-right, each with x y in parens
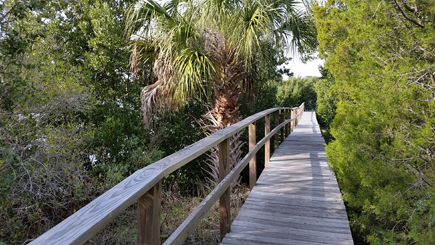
top-left (281, 57), bottom-right (324, 80)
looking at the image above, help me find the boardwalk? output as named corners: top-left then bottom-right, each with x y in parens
top-left (221, 111), bottom-right (353, 245)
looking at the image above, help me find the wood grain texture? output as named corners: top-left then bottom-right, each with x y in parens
top-left (249, 123), bottom-right (256, 190)
top-left (138, 180), bottom-right (161, 245)
top-left (291, 109), bottom-right (295, 133)
top-left (221, 111), bottom-right (353, 245)
top-left (164, 113), bottom-right (298, 245)
top-left (280, 109), bottom-right (285, 143)
top-left (265, 114), bottom-right (270, 166)
top-left (274, 111), bottom-right (279, 151)
top-left (286, 109), bottom-right (291, 137)
top-left (29, 104), bottom-right (305, 245)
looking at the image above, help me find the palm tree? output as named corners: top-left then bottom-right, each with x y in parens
top-left (127, 0), bottom-right (317, 127)
top-left (127, 0), bottom-right (317, 187)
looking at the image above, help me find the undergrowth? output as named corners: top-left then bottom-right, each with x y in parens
top-left (85, 183), bottom-right (250, 245)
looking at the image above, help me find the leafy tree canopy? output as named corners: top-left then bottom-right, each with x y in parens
top-left (314, 0), bottom-right (435, 243)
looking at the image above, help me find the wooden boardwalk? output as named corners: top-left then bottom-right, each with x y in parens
top-left (221, 111), bottom-right (354, 245)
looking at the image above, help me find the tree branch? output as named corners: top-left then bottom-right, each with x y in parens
top-left (429, 68), bottom-right (435, 88)
top-left (401, 0), bottom-right (416, 13)
top-left (393, 0), bottom-right (425, 28)
top-left (415, 43), bottom-right (435, 58)
top-left (0, 1), bottom-right (22, 24)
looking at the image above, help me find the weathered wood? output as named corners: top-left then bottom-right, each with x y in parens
top-left (274, 111), bottom-right (279, 151)
top-left (164, 115), bottom-right (291, 245)
top-left (138, 180), bottom-right (161, 245)
top-left (284, 109), bottom-right (288, 137)
top-left (280, 109), bottom-right (285, 143)
top-left (229, 223), bottom-right (353, 245)
top-left (264, 114), bottom-right (270, 166)
top-left (29, 104), bottom-right (305, 245)
top-left (291, 109), bottom-right (296, 133)
top-left (287, 109), bottom-right (291, 136)
top-left (218, 139), bottom-right (230, 241)
top-left (235, 209), bottom-right (351, 228)
top-left (221, 111), bottom-right (353, 245)
top-left (249, 123), bottom-right (256, 190)
top-left (288, 109), bottom-right (292, 136)
top-left (28, 107), bottom-right (284, 245)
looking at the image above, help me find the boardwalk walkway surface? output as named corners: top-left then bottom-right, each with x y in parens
top-left (221, 111), bottom-right (353, 245)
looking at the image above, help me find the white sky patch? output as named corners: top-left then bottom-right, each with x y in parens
top-left (280, 56), bottom-right (324, 80)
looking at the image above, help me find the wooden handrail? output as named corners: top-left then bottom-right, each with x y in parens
top-left (30, 103), bottom-right (305, 245)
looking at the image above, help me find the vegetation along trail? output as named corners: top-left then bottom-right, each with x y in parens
top-left (2, 0), bottom-right (435, 244)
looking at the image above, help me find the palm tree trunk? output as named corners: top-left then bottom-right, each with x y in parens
top-left (212, 81), bottom-right (240, 128)
top-left (202, 38), bottom-right (246, 190)
top-left (206, 34), bottom-right (244, 128)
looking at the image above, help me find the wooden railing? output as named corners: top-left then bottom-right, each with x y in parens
top-left (30, 103), bottom-right (305, 245)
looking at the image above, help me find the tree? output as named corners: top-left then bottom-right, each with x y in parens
top-left (314, 66), bottom-right (336, 143)
top-left (314, 0), bottom-right (435, 243)
top-left (127, 0), bottom-right (317, 127)
top-left (0, 1), bottom-right (98, 242)
top-left (0, 0), bottom-right (162, 243)
top-left (276, 76), bottom-right (318, 110)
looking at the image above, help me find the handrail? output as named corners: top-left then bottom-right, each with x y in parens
top-left (30, 103), bottom-right (305, 245)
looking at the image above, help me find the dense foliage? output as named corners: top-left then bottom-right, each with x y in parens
top-left (277, 76), bottom-right (318, 110)
top-left (0, 0), bottom-right (318, 243)
top-left (314, 0), bottom-right (435, 243)
top-left (314, 67), bottom-right (336, 143)
top-left (0, 0), bottom-right (156, 242)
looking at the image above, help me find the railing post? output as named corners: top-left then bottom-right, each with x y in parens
top-left (288, 110), bottom-right (292, 136)
top-left (291, 109), bottom-right (296, 133)
top-left (285, 109), bottom-right (289, 137)
top-left (274, 110), bottom-right (279, 151)
top-left (249, 123), bottom-right (256, 190)
top-left (265, 114), bottom-right (270, 166)
top-left (280, 109), bottom-right (285, 143)
top-left (296, 108), bottom-right (300, 126)
top-left (218, 138), bottom-right (231, 241)
top-left (138, 180), bottom-right (162, 245)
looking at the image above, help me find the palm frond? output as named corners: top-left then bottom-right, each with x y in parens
top-left (230, 0), bottom-right (275, 65)
top-left (129, 39), bottom-right (156, 76)
top-left (279, 7), bottom-right (318, 56)
top-left (173, 47), bottom-right (215, 103)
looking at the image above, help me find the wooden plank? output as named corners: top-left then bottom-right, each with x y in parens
top-left (287, 109), bottom-right (292, 137)
top-left (284, 109), bottom-right (289, 137)
top-left (226, 229), bottom-right (353, 245)
top-left (245, 196), bottom-right (344, 207)
top-left (234, 210), bottom-right (352, 229)
top-left (137, 180), bottom-right (161, 245)
top-left (274, 111), bottom-right (279, 150)
top-left (236, 205), bottom-right (350, 224)
top-left (224, 232), bottom-right (330, 245)
top-left (291, 109), bottom-right (295, 133)
top-left (250, 187), bottom-right (343, 197)
top-left (31, 104), bottom-right (305, 245)
top-left (254, 179), bottom-right (340, 188)
top-left (280, 109), bottom-right (284, 143)
top-left (218, 139), bottom-right (230, 241)
top-left (256, 174), bottom-right (337, 181)
top-left (164, 114), bottom-right (292, 244)
top-left (230, 221), bottom-right (352, 241)
top-left (264, 114), bottom-right (270, 166)
top-left (221, 111), bottom-right (353, 245)
top-left (238, 204), bottom-right (347, 220)
top-left (253, 182), bottom-right (341, 192)
top-left (31, 107), bottom-right (303, 245)
top-left (249, 123), bottom-right (256, 190)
